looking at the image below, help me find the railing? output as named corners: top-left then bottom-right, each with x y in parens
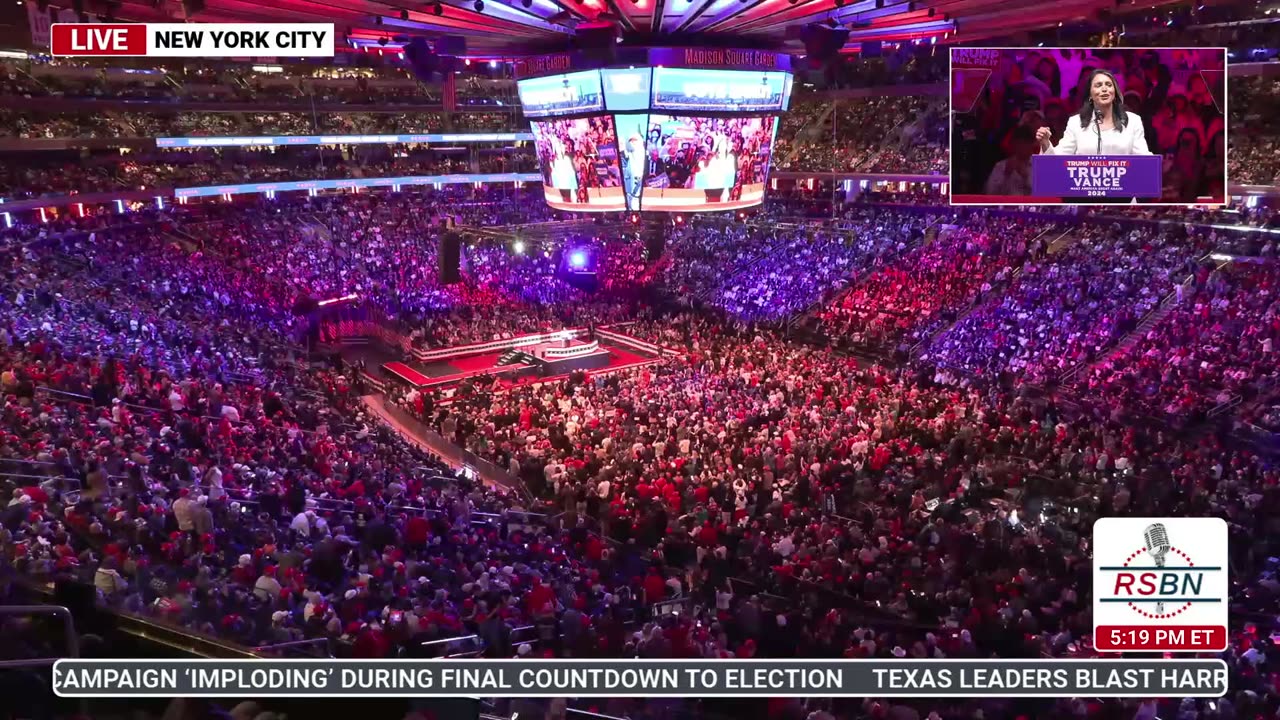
top-left (1236, 419), bottom-right (1280, 450)
top-left (595, 326), bottom-right (684, 357)
top-left (0, 603), bottom-right (88, 716)
top-left (539, 340), bottom-right (601, 359)
top-left (376, 327), bottom-right (588, 364)
top-left (0, 604), bottom-right (80, 669)
top-left (1059, 252), bottom-right (1209, 389)
top-left (0, 456), bottom-right (63, 471)
top-left (253, 637), bottom-right (333, 658)
top-left (13, 65), bottom-right (50, 95)
top-left (418, 595), bottom-right (659, 661)
top-left (1208, 394), bottom-right (1244, 418)
top-left (779, 99), bottom-right (837, 169)
top-left (414, 633), bottom-right (482, 659)
top-left (34, 386), bottom-right (93, 402)
top-left (899, 227), bottom-right (1053, 358)
top-left (376, 397), bottom-right (530, 501)
top-left (1044, 228), bottom-right (1076, 255)
top-left (649, 596), bottom-right (693, 617)
top-left (35, 385), bottom-right (331, 440)
top-left (0, 470), bottom-right (80, 486)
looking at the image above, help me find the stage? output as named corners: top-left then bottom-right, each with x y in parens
top-left (348, 326), bottom-right (673, 395)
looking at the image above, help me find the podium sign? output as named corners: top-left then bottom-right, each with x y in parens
top-left (1032, 155), bottom-right (1162, 199)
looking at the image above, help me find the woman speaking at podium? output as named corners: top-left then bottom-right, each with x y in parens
top-left (1035, 69), bottom-right (1151, 156)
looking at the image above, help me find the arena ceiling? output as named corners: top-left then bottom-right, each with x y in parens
top-left (106, 0), bottom-right (1191, 55)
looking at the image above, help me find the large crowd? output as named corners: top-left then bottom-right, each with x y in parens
top-left (0, 58), bottom-right (509, 106)
top-left (0, 185), bottom-right (1277, 720)
top-left (421, 311), bottom-right (1278, 720)
top-left (0, 144), bottom-right (538, 200)
top-left (1073, 262), bottom-right (1279, 425)
top-left (1, 41), bottom-right (1280, 720)
top-left (1229, 77), bottom-right (1280, 186)
top-left (814, 217), bottom-right (1045, 357)
top-left (0, 108), bottom-right (527, 140)
top-left (919, 223), bottom-right (1215, 386)
top-left (3, 72), bottom-right (1275, 196)
top-left (708, 211), bottom-right (928, 321)
top-left (776, 96), bottom-right (949, 174)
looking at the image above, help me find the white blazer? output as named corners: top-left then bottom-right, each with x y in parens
top-left (1044, 111), bottom-right (1151, 156)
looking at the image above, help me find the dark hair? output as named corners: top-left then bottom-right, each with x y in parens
top-left (1176, 127), bottom-right (1201, 153)
top-left (1206, 129), bottom-right (1225, 160)
top-left (1035, 56), bottom-right (1061, 97)
top-left (1078, 69), bottom-right (1127, 132)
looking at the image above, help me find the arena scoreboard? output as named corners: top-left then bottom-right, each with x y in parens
top-left (514, 48), bottom-right (792, 213)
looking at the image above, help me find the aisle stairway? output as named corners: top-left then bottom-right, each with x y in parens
top-left (1061, 252), bottom-right (1227, 386)
top-left (778, 100), bottom-right (837, 169)
top-left (1045, 228), bottom-right (1077, 255)
top-left (902, 224), bottom-right (1061, 357)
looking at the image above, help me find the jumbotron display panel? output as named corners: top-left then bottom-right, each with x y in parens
top-left (529, 115), bottom-right (627, 212)
top-left (641, 114), bottom-right (778, 210)
top-left (650, 68), bottom-right (791, 112)
top-left (517, 70), bottom-right (605, 118)
top-left (516, 51), bottom-right (792, 213)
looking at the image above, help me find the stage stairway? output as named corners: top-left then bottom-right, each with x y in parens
top-left (497, 348), bottom-right (536, 366)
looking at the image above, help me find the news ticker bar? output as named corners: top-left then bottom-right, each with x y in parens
top-left (173, 173), bottom-right (542, 198)
top-left (52, 659), bottom-right (1228, 698)
top-left (156, 133), bottom-right (536, 148)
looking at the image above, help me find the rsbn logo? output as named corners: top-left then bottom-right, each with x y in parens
top-left (1103, 522), bottom-right (1221, 618)
top-left (1093, 517), bottom-right (1228, 651)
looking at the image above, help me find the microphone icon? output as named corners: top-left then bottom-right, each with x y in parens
top-left (1143, 523), bottom-right (1171, 614)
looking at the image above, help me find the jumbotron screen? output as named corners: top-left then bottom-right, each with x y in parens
top-left (519, 66), bottom-right (789, 212)
top-left (636, 114), bottom-right (778, 211)
top-left (529, 115), bottom-right (627, 212)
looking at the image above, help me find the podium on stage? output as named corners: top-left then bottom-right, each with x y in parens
top-left (1031, 155), bottom-right (1162, 200)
